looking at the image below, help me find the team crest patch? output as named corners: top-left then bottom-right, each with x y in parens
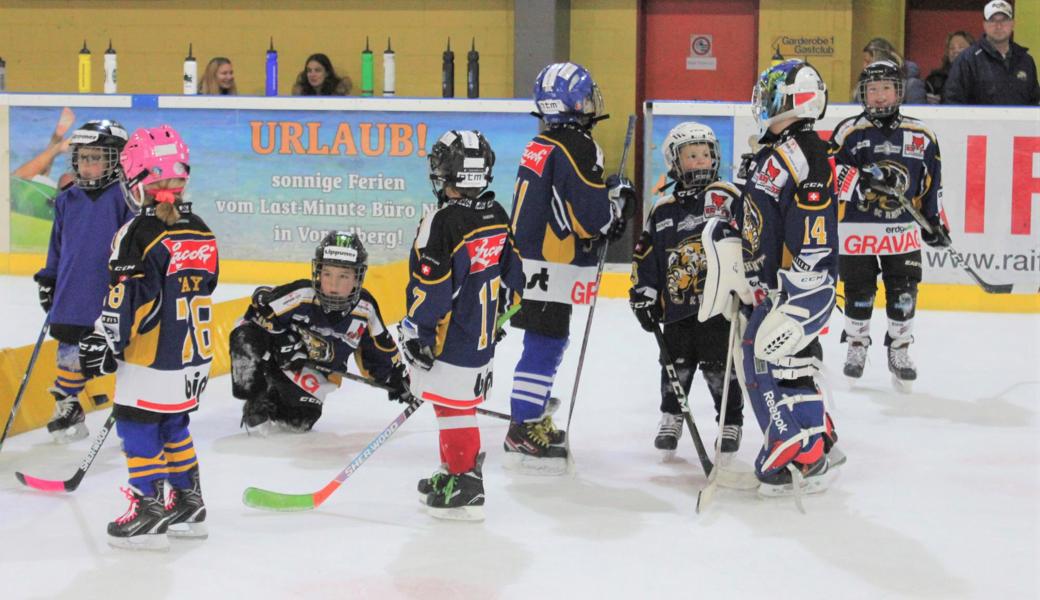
top-left (666, 236), bottom-right (706, 304)
top-left (465, 232), bottom-right (507, 273)
top-left (520, 141), bottom-right (554, 177)
top-left (903, 132), bottom-right (927, 159)
top-left (162, 238), bottom-right (218, 275)
top-left (753, 157), bottom-right (784, 196)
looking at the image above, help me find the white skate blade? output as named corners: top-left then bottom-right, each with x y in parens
top-left (502, 452), bottom-right (567, 476)
top-left (827, 446), bottom-right (848, 469)
top-left (891, 375), bottom-right (913, 394)
top-left (107, 532), bottom-right (170, 551)
top-left (51, 423), bottom-right (88, 444)
top-left (426, 504), bottom-right (485, 521)
top-left (757, 467), bottom-right (837, 498)
top-left (167, 521), bottom-right (208, 539)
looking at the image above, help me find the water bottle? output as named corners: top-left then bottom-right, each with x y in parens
top-left (104, 40), bottom-right (117, 94)
top-left (183, 43), bottom-right (197, 95)
top-left (467, 38), bottom-right (479, 98)
top-left (78, 41), bottom-right (91, 93)
top-left (0, 56), bottom-right (6, 92)
top-left (361, 37), bottom-right (373, 96)
top-left (265, 38), bottom-right (278, 96)
top-left (441, 38), bottom-right (454, 98)
top-left (382, 38), bottom-right (395, 97)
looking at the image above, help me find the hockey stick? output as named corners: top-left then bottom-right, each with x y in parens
top-left (336, 370), bottom-right (518, 421)
top-left (899, 198), bottom-right (1038, 294)
top-left (564, 114), bottom-right (637, 450)
top-left (0, 317), bottom-right (50, 452)
top-left (15, 407), bottom-right (115, 492)
top-left (243, 398), bottom-right (424, 511)
top-left (650, 326), bottom-right (714, 477)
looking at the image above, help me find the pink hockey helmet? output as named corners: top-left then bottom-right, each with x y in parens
top-left (120, 125), bottom-right (191, 195)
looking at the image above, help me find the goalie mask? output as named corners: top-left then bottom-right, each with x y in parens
top-left (662, 122), bottom-right (720, 190)
top-left (428, 129), bottom-right (495, 204)
top-left (752, 59), bottom-right (827, 136)
top-left (69, 119), bottom-right (129, 191)
top-left (533, 62), bottom-right (605, 129)
top-left (858, 60), bottom-right (904, 120)
top-left (312, 231), bottom-right (368, 312)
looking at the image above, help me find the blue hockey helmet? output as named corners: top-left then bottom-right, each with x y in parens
top-left (751, 59), bottom-right (827, 135)
top-left (532, 62), bottom-right (605, 128)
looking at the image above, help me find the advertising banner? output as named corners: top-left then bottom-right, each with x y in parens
top-left (6, 96), bottom-right (535, 266)
top-left (644, 101), bottom-right (1040, 288)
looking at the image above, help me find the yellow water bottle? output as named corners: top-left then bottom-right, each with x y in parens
top-left (78, 40), bottom-right (91, 93)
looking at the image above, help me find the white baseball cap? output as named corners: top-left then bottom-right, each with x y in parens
top-left (984, 0), bottom-right (1013, 20)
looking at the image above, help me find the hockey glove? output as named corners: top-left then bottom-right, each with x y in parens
top-left (383, 361), bottom-right (414, 404)
top-left (921, 214), bottom-right (951, 248)
top-left (79, 330), bottom-right (117, 378)
top-left (272, 329), bottom-right (307, 371)
top-left (629, 289), bottom-right (662, 333)
top-left (399, 318), bottom-right (435, 371)
top-left (35, 276), bottom-right (55, 313)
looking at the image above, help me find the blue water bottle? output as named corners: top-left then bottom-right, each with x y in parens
top-left (265, 37), bottom-right (278, 96)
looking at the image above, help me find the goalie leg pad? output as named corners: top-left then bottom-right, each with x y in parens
top-left (230, 322), bottom-right (271, 400)
top-left (267, 369), bottom-right (325, 431)
top-left (699, 217), bottom-right (754, 322)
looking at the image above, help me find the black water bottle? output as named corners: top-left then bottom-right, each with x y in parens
top-left (467, 38), bottom-right (479, 98)
top-left (441, 38), bottom-right (454, 98)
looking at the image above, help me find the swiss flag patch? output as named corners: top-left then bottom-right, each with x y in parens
top-left (807, 191), bottom-right (820, 202)
top-left (420, 264), bottom-right (432, 276)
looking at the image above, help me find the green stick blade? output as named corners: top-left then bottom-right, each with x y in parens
top-left (242, 486), bottom-right (317, 511)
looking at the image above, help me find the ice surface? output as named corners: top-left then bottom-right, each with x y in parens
top-left (0, 275), bottom-right (1036, 599)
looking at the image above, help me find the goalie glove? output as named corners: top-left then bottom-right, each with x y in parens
top-left (79, 330), bottom-right (118, 378)
top-left (398, 318), bottom-right (435, 371)
top-left (753, 269), bottom-right (836, 363)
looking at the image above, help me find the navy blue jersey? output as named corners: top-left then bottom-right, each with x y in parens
top-left (244, 280), bottom-right (400, 382)
top-left (742, 122), bottom-right (839, 291)
top-left (37, 183), bottom-right (135, 327)
top-left (407, 195), bottom-right (525, 369)
top-left (831, 113), bottom-right (943, 257)
top-left (632, 181), bottom-right (741, 324)
top-left (510, 125), bottom-right (612, 305)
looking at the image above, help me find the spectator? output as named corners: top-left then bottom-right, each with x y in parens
top-left (855, 39), bottom-right (927, 104)
top-left (292, 53), bottom-right (351, 96)
top-left (925, 31), bottom-right (974, 103)
top-left (198, 57), bottom-right (237, 95)
top-left (944, 0), bottom-right (1040, 105)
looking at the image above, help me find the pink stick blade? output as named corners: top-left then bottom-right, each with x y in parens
top-left (15, 472), bottom-right (66, 492)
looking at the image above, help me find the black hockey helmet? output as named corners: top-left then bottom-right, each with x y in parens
top-left (68, 119), bottom-right (129, 190)
top-left (312, 231), bottom-right (368, 312)
top-left (858, 60), bottom-right (904, 119)
top-left (428, 129), bottom-right (495, 204)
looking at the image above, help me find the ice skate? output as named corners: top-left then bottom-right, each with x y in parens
top-left (843, 339), bottom-right (870, 381)
top-left (417, 464), bottom-right (449, 503)
top-left (503, 419), bottom-right (568, 475)
top-left (108, 485), bottom-right (170, 551)
top-left (719, 424), bottom-right (742, 454)
top-left (757, 455), bottom-right (836, 498)
top-left (425, 454), bottom-right (485, 521)
top-left (888, 343), bottom-right (916, 394)
top-left (46, 389), bottom-right (87, 444)
top-left (166, 471), bottom-right (207, 539)
top-left (654, 412), bottom-right (683, 452)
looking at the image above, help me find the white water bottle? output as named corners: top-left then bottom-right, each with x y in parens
top-left (383, 37), bottom-right (395, 97)
top-left (183, 43), bottom-right (197, 95)
top-left (103, 40), bottom-right (117, 94)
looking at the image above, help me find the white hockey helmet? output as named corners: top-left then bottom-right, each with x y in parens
top-left (751, 59), bottom-right (828, 135)
top-left (661, 122), bottom-right (720, 189)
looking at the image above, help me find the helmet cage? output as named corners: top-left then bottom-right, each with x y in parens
top-left (858, 61), bottom-right (904, 119)
top-left (428, 130), bottom-right (495, 201)
top-left (662, 122), bottom-right (720, 189)
top-left (311, 232), bottom-right (368, 312)
top-left (533, 62), bottom-right (605, 127)
top-left (68, 120), bottom-right (129, 190)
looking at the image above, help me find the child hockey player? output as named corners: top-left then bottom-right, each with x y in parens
top-left (832, 59), bottom-right (949, 392)
top-left (401, 129), bottom-right (525, 520)
top-left (35, 119), bottom-right (134, 442)
top-left (630, 121), bottom-right (744, 454)
top-left (78, 125), bottom-right (216, 550)
top-left (229, 232), bottom-right (410, 434)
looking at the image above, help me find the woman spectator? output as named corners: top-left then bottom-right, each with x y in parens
top-left (292, 53), bottom-right (351, 96)
top-left (854, 39), bottom-right (927, 105)
top-left (198, 57), bottom-right (237, 95)
top-left (925, 31), bottom-right (974, 103)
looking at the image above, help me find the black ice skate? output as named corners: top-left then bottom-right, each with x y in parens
top-left (720, 424), bottom-right (742, 454)
top-left (503, 419), bottom-right (568, 475)
top-left (757, 454), bottom-right (835, 498)
top-left (654, 412), bottom-right (683, 452)
top-left (108, 485), bottom-right (170, 551)
top-left (166, 471), bottom-right (207, 539)
top-left (425, 453), bottom-right (485, 521)
top-left (46, 388), bottom-right (87, 444)
top-left (888, 343), bottom-right (916, 393)
top-left (417, 464), bottom-right (448, 503)
top-left (843, 340), bottom-right (870, 380)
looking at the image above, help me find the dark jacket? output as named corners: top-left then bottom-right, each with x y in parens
top-left (943, 36), bottom-right (1040, 105)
